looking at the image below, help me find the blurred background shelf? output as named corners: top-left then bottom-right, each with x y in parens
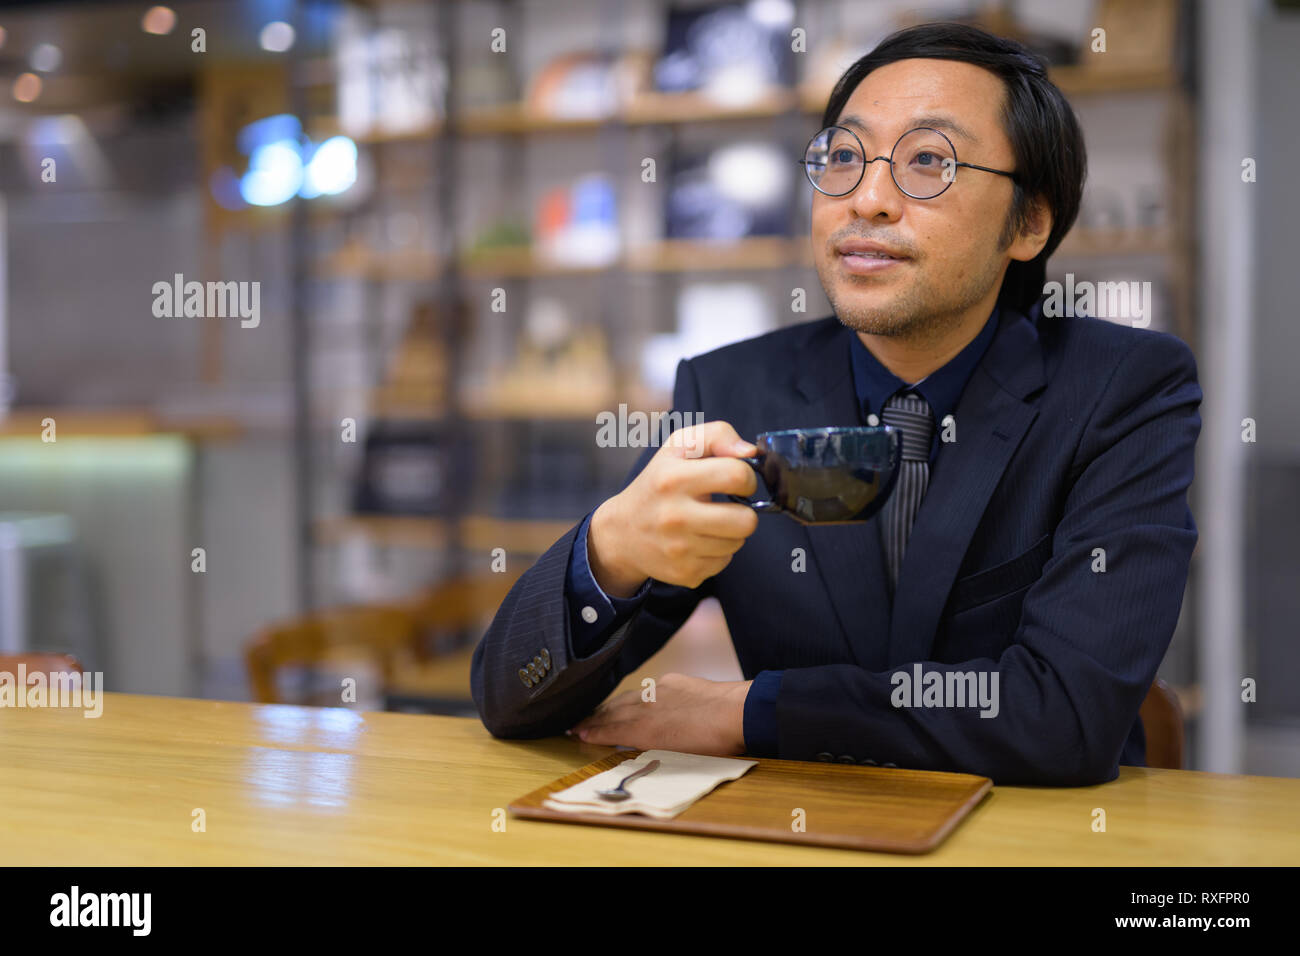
top-left (458, 237), bottom-right (810, 277)
top-left (314, 515), bottom-right (450, 548)
top-left (315, 514), bottom-right (575, 555)
top-left (0, 410), bottom-right (244, 441)
top-left (1054, 227), bottom-right (1180, 258)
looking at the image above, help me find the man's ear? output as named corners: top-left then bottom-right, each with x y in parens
top-left (1007, 194), bottom-right (1054, 263)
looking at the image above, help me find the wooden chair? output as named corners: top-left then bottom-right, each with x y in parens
top-left (382, 572), bottom-right (524, 711)
top-left (0, 652), bottom-right (85, 674)
top-left (405, 571), bottom-right (523, 655)
top-left (1140, 678), bottom-right (1185, 769)
top-left (244, 605), bottom-right (418, 705)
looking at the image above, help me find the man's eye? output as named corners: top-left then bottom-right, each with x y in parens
top-left (914, 152), bottom-right (939, 166)
top-left (830, 150), bottom-right (858, 164)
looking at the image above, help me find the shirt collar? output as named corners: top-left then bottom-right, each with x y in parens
top-left (849, 304), bottom-right (1000, 428)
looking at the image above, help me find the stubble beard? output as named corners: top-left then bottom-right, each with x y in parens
top-left (819, 250), bottom-right (1005, 349)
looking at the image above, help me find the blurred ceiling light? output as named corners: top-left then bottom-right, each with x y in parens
top-left (0, 27), bottom-right (7, 50)
top-left (30, 43), bottom-right (62, 73)
top-left (240, 140), bottom-right (303, 206)
top-left (300, 135), bottom-right (357, 198)
top-left (224, 114), bottom-right (358, 207)
top-left (13, 72), bottom-right (41, 103)
top-left (237, 112), bottom-right (301, 154)
top-left (142, 6), bottom-right (176, 35)
top-left (747, 0), bottom-right (795, 28)
top-left (259, 21), bottom-right (295, 53)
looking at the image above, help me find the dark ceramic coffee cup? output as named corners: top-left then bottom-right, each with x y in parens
top-left (727, 426), bottom-right (902, 524)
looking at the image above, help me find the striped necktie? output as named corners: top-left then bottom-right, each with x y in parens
top-left (878, 390), bottom-right (935, 593)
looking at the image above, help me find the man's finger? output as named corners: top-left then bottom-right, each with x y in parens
top-left (673, 457), bottom-right (759, 498)
top-left (678, 500), bottom-right (762, 539)
top-left (667, 419), bottom-right (757, 460)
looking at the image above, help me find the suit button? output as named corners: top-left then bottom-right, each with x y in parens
top-left (580, 605), bottom-right (598, 624)
top-left (882, 762), bottom-right (897, 769)
top-left (815, 752), bottom-right (834, 762)
top-left (518, 669), bottom-right (533, 687)
top-left (539, 648), bottom-right (551, 665)
top-left (836, 754), bottom-right (856, 764)
top-left (859, 758), bottom-right (878, 766)
top-left (532, 655), bottom-right (543, 668)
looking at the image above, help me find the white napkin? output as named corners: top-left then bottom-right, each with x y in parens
top-left (543, 750), bottom-right (757, 820)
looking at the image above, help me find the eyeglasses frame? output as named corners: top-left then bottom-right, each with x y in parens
top-left (798, 124), bottom-right (1019, 200)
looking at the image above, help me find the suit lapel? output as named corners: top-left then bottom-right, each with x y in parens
top-left (790, 322), bottom-right (893, 671)
top-left (885, 307), bottom-right (1047, 666)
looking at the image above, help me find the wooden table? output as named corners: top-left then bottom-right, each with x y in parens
top-left (2, 693), bottom-right (1297, 865)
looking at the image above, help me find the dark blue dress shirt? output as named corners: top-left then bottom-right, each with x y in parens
top-left (563, 306), bottom-right (1001, 756)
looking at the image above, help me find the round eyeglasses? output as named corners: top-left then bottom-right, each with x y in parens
top-left (799, 125), bottom-right (1018, 200)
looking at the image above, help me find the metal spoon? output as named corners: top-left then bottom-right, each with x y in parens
top-left (596, 759), bottom-right (661, 801)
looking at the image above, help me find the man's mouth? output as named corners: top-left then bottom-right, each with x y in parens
top-left (837, 246), bottom-right (909, 274)
top-left (835, 240), bottom-right (910, 274)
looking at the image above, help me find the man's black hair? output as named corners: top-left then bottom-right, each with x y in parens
top-left (821, 22), bottom-right (1087, 313)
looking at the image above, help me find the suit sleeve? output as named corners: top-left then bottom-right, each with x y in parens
top-left (773, 332), bottom-right (1203, 785)
top-left (471, 359), bottom-right (713, 739)
top-left (565, 510), bottom-right (654, 657)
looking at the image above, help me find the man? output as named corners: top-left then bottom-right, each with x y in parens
top-left (470, 23), bottom-right (1201, 786)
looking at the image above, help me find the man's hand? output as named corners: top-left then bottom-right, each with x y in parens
top-left (587, 421), bottom-right (760, 597)
top-left (571, 673), bottom-right (753, 756)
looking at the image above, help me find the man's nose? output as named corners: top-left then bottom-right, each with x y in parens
top-left (850, 157), bottom-right (902, 220)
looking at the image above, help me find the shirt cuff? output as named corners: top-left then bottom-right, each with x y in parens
top-left (743, 670), bottom-right (784, 758)
top-left (565, 510), bottom-right (651, 657)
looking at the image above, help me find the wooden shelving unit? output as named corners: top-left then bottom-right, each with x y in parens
top-left (314, 227), bottom-right (1183, 291)
top-left (315, 514), bottom-right (575, 555)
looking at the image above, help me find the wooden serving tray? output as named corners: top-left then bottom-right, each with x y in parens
top-left (509, 751), bottom-right (992, 854)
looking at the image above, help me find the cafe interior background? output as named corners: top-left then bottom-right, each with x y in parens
top-left (0, 0), bottom-right (1295, 777)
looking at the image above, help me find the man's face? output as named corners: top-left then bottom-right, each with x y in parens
top-left (811, 58), bottom-right (1023, 340)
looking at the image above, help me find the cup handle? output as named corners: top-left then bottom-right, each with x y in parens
top-left (727, 456), bottom-right (781, 512)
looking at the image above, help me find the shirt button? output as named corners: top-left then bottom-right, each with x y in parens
top-left (580, 605), bottom-right (598, 624)
top-left (867, 413), bottom-right (880, 426)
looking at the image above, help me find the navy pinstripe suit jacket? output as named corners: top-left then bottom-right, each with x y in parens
top-left (471, 303), bottom-right (1202, 785)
